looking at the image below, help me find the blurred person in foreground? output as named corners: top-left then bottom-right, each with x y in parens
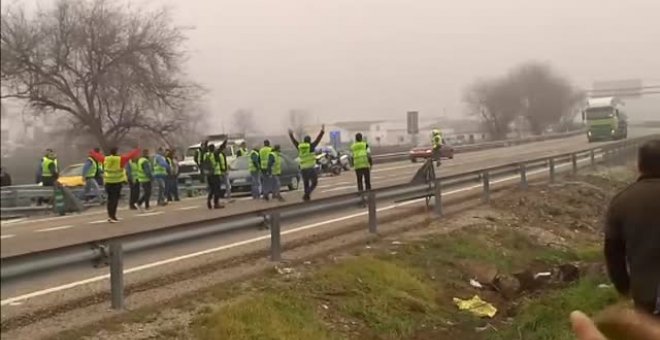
top-left (571, 307), bottom-right (660, 340)
top-left (604, 139), bottom-right (660, 317)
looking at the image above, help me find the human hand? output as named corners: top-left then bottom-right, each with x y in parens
top-left (288, 128), bottom-right (294, 135)
top-left (571, 311), bottom-right (606, 340)
top-left (321, 124), bottom-right (325, 131)
top-left (572, 308), bottom-right (660, 340)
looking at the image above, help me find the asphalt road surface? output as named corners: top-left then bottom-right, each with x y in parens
top-left (1, 127), bottom-right (658, 306)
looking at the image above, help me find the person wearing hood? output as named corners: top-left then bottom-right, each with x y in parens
top-left (288, 125), bottom-right (325, 201)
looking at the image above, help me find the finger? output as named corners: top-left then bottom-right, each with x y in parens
top-left (571, 311), bottom-right (606, 340)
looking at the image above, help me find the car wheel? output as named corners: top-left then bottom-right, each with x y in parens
top-left (288, 176), bottom-right (300, 191)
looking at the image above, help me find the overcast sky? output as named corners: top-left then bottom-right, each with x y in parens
top-left (8, 0), bottom-right (660, 132)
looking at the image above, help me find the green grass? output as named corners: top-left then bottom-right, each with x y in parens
top-left (193, 292), bottom-right (333, 340)
top-left (311, 256), bottom-right (438, 337)
top-left (489, 278), bottom-right (619, 340)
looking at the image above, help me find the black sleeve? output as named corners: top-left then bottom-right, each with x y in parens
top-left (288, 132), bottom-right (299, 148)
top-left (604, 201), bottom-right (630, 295)
top-left (311, 129), bottom-right (325, 148)
top-left (219, 139), bottom-right (228, 151)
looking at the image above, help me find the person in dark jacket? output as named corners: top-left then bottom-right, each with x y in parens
top-left (0, 167), bottom-right (11, 187)
top-left (604, 139), bottom-right (660, 316)
top-left (288, 125), bottom-right (324, 201)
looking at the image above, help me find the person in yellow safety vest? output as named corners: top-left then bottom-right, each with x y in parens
top-left (259, 140), bottom-right (273, 201)
top-left (288, 124), bottom-right (325, 201)
top-left (432, 129), bottom-right (443, 167)
top-left (38, 149), bottom-right (59, 187)
top-left (88, 146), bottom-right (141, 222)
top-left (236, 141), bottom-right (249, 157)
top-left (248, 147), bottom-right (261, 200)
top-left (135, 149), bottom-right (153, 210)
top-left (126, 154), bottom-right (141, 210)
top-left (152, 148), bottom-right (171, 207)
top-left (351, 133), bottom-right (373, 194)
top-left (202, 142), bottom-right (227, 209)
top-left (266, 144), bottom-right (285, 202)
top-left (82, 148), bottom-right (104, 203)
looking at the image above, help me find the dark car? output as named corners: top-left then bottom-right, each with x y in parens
top-left (228, 154), bottom-right (300, 192)
top-left (409, 144), bottom-right (455, 163)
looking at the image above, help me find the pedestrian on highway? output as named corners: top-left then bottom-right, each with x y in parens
top-left (89, 146), bottom-right (140, 222)
top-left (126, 154), bottom-right (140, 210)
top-left (236, 141), bottom-right (249, 157)
top-left (82, 148), bottom-right (104, 203)
top-left (604, 139), bottom-right (660, 316)
top-left (37, 149), bottom-right (59, 187)
top-left (195, 140), bottom-right (208, 183)
top-left (166, 149), bottom-right (180, 202)
top-left (267, 144), bottom-right (285, 202)
top-left (351, 133), bottom-right (373, 195)
top-left (136, 149), bottom-right (153, 211)
top-left (216, 140), bottom-right (231, 201)
top-left (203, 143), bottom-right (226, 209)
top-left (0, 167), bottom-right (11, 187)
top-left (249, 147), bottom-right (261, 200)
top-left (153, 148), bottom-right (171, 206)
top-left (259, 140), bottom-right (273, 201)
top-left (288, 125), bottom-right (325, 201)
top-left (432, 129), bottom-right (443, 167)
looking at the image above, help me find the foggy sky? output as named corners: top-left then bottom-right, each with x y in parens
top-left (8, 0), bottom-right (660, 132)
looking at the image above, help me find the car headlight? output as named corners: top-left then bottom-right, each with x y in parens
top-left (611, 129), bottom-right (615, 135)
top-left (587, 131), bottom-right (592, 136)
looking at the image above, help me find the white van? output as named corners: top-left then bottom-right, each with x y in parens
top-left (178, 137), bottom-right (246, 182)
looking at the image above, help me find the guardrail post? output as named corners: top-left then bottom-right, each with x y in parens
top-left (549, 158), bottom-right (556, 183)
top-left (433, 178), bottom-right (442, 216)
top-left (109, 242), bottom-right (124, 310)
top-left (519, 164), bottom-right (528, 190)
top-left (571, 153), bottom-right (578, 175)
top-left (481, 171), bottom-right (490, 204)
top-left (368, 191), bottom-right (377, 233)
top-left (270, 212), bottom-right (281, 261)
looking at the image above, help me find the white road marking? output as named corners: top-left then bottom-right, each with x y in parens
top-left (372, 163), bottom-right (417, 173)
top-left (321, 185), bottom-right (354, 193)
top-left (177, 206), bottom-right (200, 211)
top-left (137, 212), bottom-right (164, 217)
top-left (0, 154), bottom-right (601, 306)
top-left (1, 234), bottom-right (16, 240)
top-left (35, 225), bottom-right (75, 233)
top-left (88, 220), bottom-right (108, 224)
top-left (0, 218), bottom-right (27, 226)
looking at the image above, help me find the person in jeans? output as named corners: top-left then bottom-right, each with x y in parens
top-left (604, 139), bottom-right (660, 316)
top-left (88, 147), bottom-right (140, 222)
top-left (166, 149), bottom-right (180, 202)
top-left (152, 148), bottom-right (171, 206)
top-left (136, 149), bottom-right (153, 210)
top-left (288, 125), bottom-right (325, 201)
top-left (82, 148), bottom-right (104, 203)
top-left (125, 155), bottom-right (140, 210)
top-left (267, 145), bottom-right (285, 202)
top-left (248, 147), bottom-right (261, 200)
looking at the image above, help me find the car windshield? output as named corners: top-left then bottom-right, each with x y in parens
top-left (585, 107), bottom-right (614, 120)
top-left (61, 164), bottom-right (83, 177)
top-left (231, 156), bottom-right (249, 170)
top-left (185, 147), bottom-right (199, 158)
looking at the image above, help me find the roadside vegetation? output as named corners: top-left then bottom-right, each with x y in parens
top-left (53, 167), bottom-right (634, 340)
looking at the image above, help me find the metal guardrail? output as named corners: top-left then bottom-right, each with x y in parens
top-left (1, 134), bottom-right (655, 309)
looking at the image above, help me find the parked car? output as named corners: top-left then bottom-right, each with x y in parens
top-left (409, 144), bottom-right (455, 163)
top-left (0, 167), bottom-right (11, 187)
top-left (228, 154), bottom-right (300, 192)
top-left (58, 163), bottom-right (86, 187)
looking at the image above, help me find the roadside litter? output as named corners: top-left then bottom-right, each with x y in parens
top-left (453, 295), bottom-right (498, 318)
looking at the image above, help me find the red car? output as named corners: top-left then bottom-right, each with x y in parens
top-left (409, 144), bottom-right (455, 163)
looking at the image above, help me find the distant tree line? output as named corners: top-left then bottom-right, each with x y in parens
top-left (463, 62), bottom-right (584, 139)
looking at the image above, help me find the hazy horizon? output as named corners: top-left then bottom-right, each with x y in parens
top-left (4, 0), bottom-right (660, 133)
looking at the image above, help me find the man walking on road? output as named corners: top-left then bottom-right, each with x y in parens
top-left (604, 139), bottom-right (660, 316)
top-left (82, 148), bottom-right (104, 203)
top-left (431, 129), bottom-right (443, 167)
top-left (136, 149), bottom-right (153, 210)
top-left (259, 140), bottom-right (273, 201)
top-left (126, 155), bottom-right (140, 210)
top-left (37, 149), bottom-right (59, 187)
top-left (153, 148), bottom-right (171, 206)
top-left (249, 147), bottom-right (261, 200)
top-left (289, 125), bottom-right (325, 201)
top-left (203, 142), bottom-right (227, 209)
top-left (89, 147), bottom-right (140, 222)
top-left (266, 144), bottom-right (285, 202)
top-left (166, 149), bottom-right (180, 202)
top-left (351, 133), bottom-right (373, 194)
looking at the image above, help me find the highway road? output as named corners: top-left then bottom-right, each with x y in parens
top-left (1, 128), bottom-right (658, 308)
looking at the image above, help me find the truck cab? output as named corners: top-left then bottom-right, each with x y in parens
top-left (582, 97), bottom-right (628, 142)
top-left (177, 136), bottom-right (246, 183)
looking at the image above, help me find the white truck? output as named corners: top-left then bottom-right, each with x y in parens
top-left (177, 134), bottom-right (246, 183)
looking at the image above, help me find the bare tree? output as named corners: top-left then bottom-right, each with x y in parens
top-left (510, 62), bottom-right (584, 134)
top-left (1, 0), bottom-right (204, 151)
top-left (463, 77), bottom-right (522, 139)
top-left (232, 109), bottom-right (255, 135)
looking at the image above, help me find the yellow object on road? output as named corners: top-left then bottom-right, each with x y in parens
top-left (453, 295), bottom-right (498, 318)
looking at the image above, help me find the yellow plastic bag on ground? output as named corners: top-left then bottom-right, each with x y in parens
top-left (453, 295), bottom-right (498, 318)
